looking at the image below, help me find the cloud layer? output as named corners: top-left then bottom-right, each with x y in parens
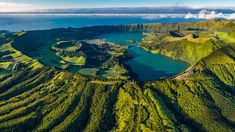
top-left (0, 2), bottom-right (33, 12)
top-left (185, 10), bottom-right (235, 20)
top-left (0, 6), bottom-right (235, 20)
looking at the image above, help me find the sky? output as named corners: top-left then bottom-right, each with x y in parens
top-left (0, 0), bottom-right (235, 11)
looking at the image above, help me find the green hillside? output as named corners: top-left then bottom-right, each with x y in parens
top-left (0, 20), bottom-right (234, 131)
top-left (139, 20), bottom-right (235, 64)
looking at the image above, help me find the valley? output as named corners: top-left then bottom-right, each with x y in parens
top-left (0, 20), bottom-right (234, 131)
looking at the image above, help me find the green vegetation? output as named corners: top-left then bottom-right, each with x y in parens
top-left (138, 20), bottom-right (235, 64)
top-left (78, 68), bottom-right (99, 76)
top-left (10, 29), bottom-right (129, 79)
top-left (0, 20), bottom-right (234, 131)
top-left (61, 56), bottom-right (86, 66)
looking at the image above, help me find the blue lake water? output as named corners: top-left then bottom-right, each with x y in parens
top-left (99, 32), bottom-right (190, 80)
top-left (0, 15), bottom-right (201, 31)
top-left (0, 15), bottom-right (192, 80)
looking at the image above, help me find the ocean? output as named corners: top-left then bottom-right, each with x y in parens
top-left (0, 15), bottom-right (202, 31)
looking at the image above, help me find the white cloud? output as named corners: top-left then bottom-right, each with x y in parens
top-left (185, 10), bottom-right (235, 20)
top-left (141, 10), bottom-right (235, 20)
top-left (184, 12), bottom-right (196, 19)
top-left (142, 14), bottom-right (185, 20)
top-left (0, 2), bottom-right (34, 12)
top-left (228, 13), bottom-right (235, 20)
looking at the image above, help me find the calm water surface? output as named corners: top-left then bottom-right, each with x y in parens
top-left (99, 32), bottom-right (190, 80)
top-left (0, 15), bottom-right (201, 31)
top-left (0, 15), bottom-right (192, 80)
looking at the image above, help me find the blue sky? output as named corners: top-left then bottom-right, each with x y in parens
top-left (1, 0), bottom-right (235, 11)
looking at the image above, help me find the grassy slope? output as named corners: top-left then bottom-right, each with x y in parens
top-left (139, 20), bottom-right (235, 65)
top-left (0, 20), bottom-right (234, 131)
top-left (0, 66), bottom-right (179, 132)
top-left (0, 61), bottom-right (234, 131)
top-left (150, 46), bottom-right (235, 131)
top-left (62, 56), bottom-right (86, 66)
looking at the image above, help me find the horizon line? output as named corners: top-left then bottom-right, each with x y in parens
top-left (1, 6), bottom-right (235, 12)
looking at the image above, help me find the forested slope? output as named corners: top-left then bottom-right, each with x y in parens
top-left (0, 20), bottom-right (234, 132)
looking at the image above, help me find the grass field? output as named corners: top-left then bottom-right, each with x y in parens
top-left (62, 56), bottom-right (86, 66)
top-left (78, 68), bottom-right (99, 76)
top-left (215, 31), bottom-right (235, 44)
